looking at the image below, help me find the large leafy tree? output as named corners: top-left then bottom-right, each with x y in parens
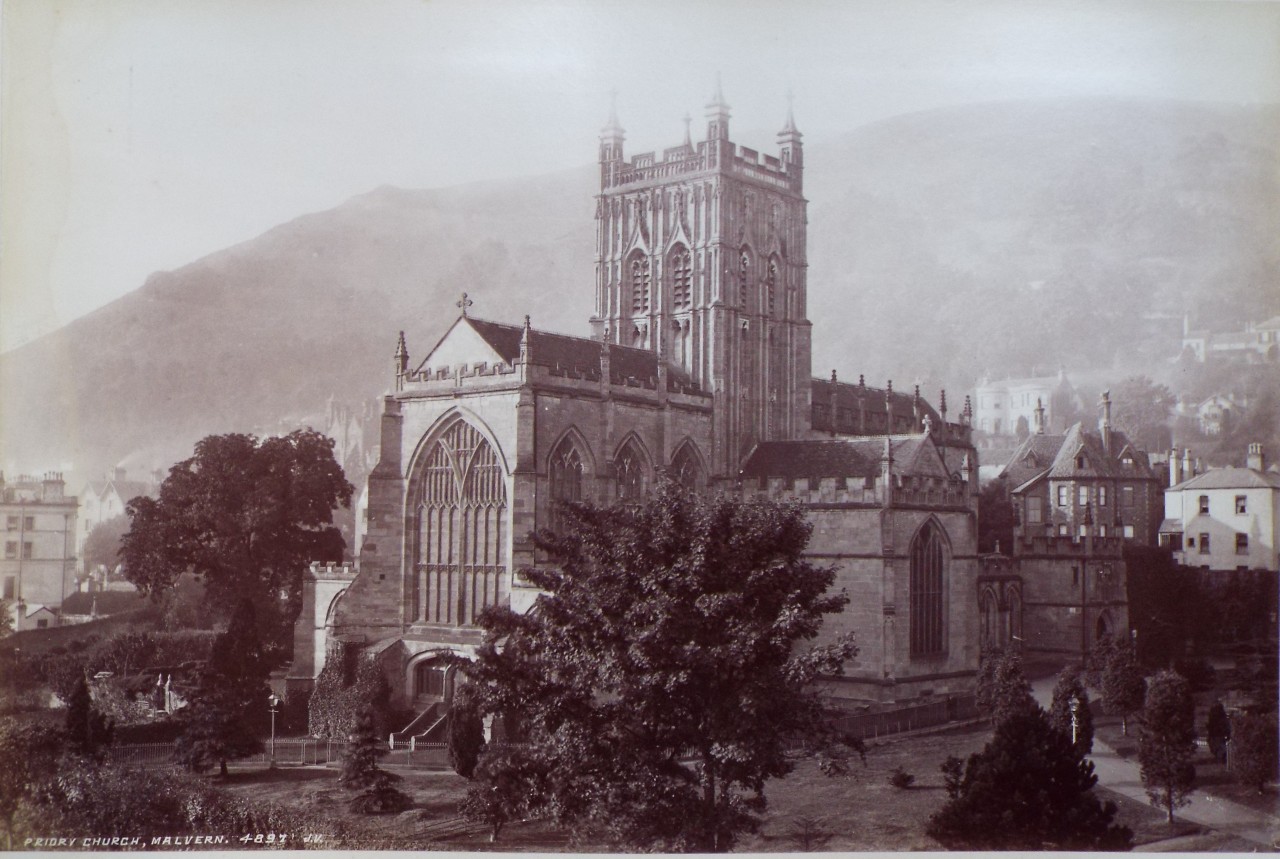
top-left (1138, 670), bottom-right (1197, 823)
top-left (976, 647), bottom-right (1037, 726)
top-left (64, 675), bottom-right (114, 760)
top-left (1048, 666), bottom-right (1095, 756)
top-left (1229, 712), bottom-right (1278, 795)
top-left (82, 515), bottom-right (131, 578)
top-left (976, 479), bottom-right (1016, 554)
top-left (0, 723), bottom-right (62, 849)
top-left (927, 706), bottom-right (1132, 850)
top-left (120, 430), bottom-right (353, 648)
top-left (464, 479), bottom-right (860, 852)
top-left (1108, 376), bottom-right (1176, 452)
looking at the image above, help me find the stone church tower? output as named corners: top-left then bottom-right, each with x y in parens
top-left (591, 83), bottom-right (812, 475)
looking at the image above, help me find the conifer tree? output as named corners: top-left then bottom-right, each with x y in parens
top-left (1138, 670), bottom-right (1196, 823)
top-left (978, 648), bottom-right (1037, 726)
top-left (927, 706), bottom-right (1131, 850)
top-left (340, 701), bottom-right (409, 814)
top-left (1102, 638), bottom-right (1145, 735)
top-left (1048, 667), bottom-right (1095, 755)
top-left (1205, 701), bottom-right (1230, 763)
top-left (447, 685), bottom-right (486, 779)
top-left (64, 674), bottom-right (113, 760)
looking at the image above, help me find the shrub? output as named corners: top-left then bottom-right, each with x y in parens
top-left (308, 642), bottom-right (393, 740)
top-left (888, 766), bottom-right (915, 789)
top-left (1138, 670), bottom-right (1197, 823)
top-left (1172, 657), bottom-right (1216, 692)
top-left (1229, 712), bottom-right (1278, 794)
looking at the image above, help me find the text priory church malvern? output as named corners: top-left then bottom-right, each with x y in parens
top-left (288, 86), bottom-right (986, 721)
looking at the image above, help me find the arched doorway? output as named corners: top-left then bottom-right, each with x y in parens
top-left (412, 658), bottom-right (456, 705)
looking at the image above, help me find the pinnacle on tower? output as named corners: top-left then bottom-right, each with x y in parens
top-left (600, 90), bottom-right (625, 163)
top-left (705, 74), bottom-right (730, 141)
top-left (780, 88), bottom-right (799, 135)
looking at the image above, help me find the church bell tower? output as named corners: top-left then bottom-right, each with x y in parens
top-left (591, 84), bottom-right (812, 477)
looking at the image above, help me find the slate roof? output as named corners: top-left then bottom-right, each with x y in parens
top-left (739, 436), bottom-right (948, 481)
top-left (1000, 434), bottom-right (1067, 488)
top-left (1171, 467), bottom-right (1280, 491)
top-left (61, 590), bottom-right (148, 615)
top-left (451, 317), bottom-right (699, 390)
top-left (809, 378), bottom-right (942, 434)
top-left (1000, 422), bottom-right (1158, 488)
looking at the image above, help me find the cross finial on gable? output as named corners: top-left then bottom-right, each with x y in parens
top-left (457, 292), bottom-right (474, 316)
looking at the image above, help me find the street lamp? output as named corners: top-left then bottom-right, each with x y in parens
top-left (1069, 694), bottom-right (1080, 747)
top-left (268, 693), bottom-right (281, 768)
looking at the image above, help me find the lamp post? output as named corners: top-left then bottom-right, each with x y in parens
top-left (268, 693), bottom-right (281, 768)
top-left (1069, 694), bottom-right (1080, 748)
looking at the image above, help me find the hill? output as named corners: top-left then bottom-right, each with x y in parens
top-left (2, 97), bottom-right (1277, 483)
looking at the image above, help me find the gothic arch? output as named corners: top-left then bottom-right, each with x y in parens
top-left (406, 407), bottom-right (510, 481)
top-left (979, 585), bottom-right (1000, 649)
top-left (612, 433), bottom-right (653, 501)
top-left (1005, 582), bottom-right (1023, 643)
top-left (626, 249), bottom-right (651, 317)
top-left (548, 429), bottom-right (593, 528)
top-left (908, 517), bottom-right (951, 658)
top-left (1095, 610), bottom-right (1114, 641)
top-left (405, 649), bottom-right (462, 703)
top-left (546, 426), bottom-right (597, 476)
top-left (668, 439), bottom-right (707, 491)
top-left (406, 415), bottom-right (509, 627)
top-left (667, 243), bottom-right (693, 311)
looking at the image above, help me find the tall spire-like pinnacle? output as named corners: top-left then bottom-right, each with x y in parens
top-left (682, 113), bottom-right (692, 147)
top-left (705, 74), bottom-right (731, 141)
top-left (781, 87), bottom-right (798, 134)
top-left (602, 88), bottom-right (624, 135)
top-left (710, 72), bottom-right (727, 108)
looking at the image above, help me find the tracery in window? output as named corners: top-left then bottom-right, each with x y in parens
top-left (670, 246), bottom-right (692, 309)
top-left (909, 520), bottom-right (947, 656)
top-left (549, 438), bottom-right (585, 530)
top-left (630, 252), bottom-right (650, 314)
top-left (669, 442), bottom-right (705, 491)
top-left (615, 440), bottom-right (648, 501)
top-left (413, 420), bottom-right (506, 626)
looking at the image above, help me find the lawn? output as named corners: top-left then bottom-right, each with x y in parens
top-left (213, 720), bottom-right (1241, 852)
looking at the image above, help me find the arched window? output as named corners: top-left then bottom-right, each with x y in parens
top-left (413, 420), bottom-right (507, 627)
top-left (766, 255), bottom-right (780, 317)
top-left (630, 253), bottom-right (650, 314)
top-left (979, 588), bottom-right (999, 650)
top-left (615, 441), bottom-right (647, 501)
top-left (670, 246), bottom-right (692, 310)
top-left (909, 521), bottom-right (947, 656)
top-left (738, 248), bottom-right (752, 309)
top-left (1008, 586), bottom-right (1023, 643)
top-left (669, 443), bottom-right (704, 492)
top-left (549, 439), bottom-right (585, 530)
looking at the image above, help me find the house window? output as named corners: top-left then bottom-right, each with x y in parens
top-left (1099, 485), bottom-right (1108, 507)
top-left (1186, 536), bottom-right (1195, 548)
top-left (1124, 524), bottom-right (1135, 539)
top-left (1027, 496), bottom-right (1043, 524)
top-left (1099, 525), bottom-right (1107, 537)
top-left (1199, 533), bottom-right (1210, 554)
top-left (4, 516), bottom-right (15, 530)
top-left (1198, 495), bottom-right (1209, 514)
top-left (21, 542), bottom-right (32, 560)
top-left (1076, 455), bottom-right (1085, 469)
top-left (3, 542), bottom-right (14, 559)
top-left (1122, 486), bottom-right (1134, 508)
top-left (1058, 524), bottom-right (1069, 536)
top-left (1078, 485), bottom-right (1088, 506)
top-left (36, 619), bottom-right (48, 629)
top-left (1236, 533), bottom-right (1249, 555)
top-left (1057, 486), bottom-right (1069, 507)
top-left (2, 576), bottom-right (13, 598)
top-left (1235, 495), bottom-right (1247, 515)
top-left (909, 521), bottom-right (947, 657)
top-left (1078, 523), bottom-right (1088, 538)
top-left (23, 516), bottom-right (33, 530)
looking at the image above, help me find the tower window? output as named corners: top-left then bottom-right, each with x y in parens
top-left (738, 249), bottom-right (751, 309)
top-left (630, 254), bottom-right (650, 314)
top-left (670, 248), bottom-right (692, 309)
top-left (766, 256), bottom-right (779, 316)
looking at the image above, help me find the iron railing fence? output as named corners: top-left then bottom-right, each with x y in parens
top-left (106, 738), bottom-right (452, 769)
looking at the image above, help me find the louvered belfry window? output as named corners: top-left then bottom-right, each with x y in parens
top-left (671, 247), bottom-right (692, 309)
top-left (909, 521), bottom-right (946, 656)
top-left (631, 254), bottom-right (651, 313)
top-left (414, 421), bottom-right (506, 626)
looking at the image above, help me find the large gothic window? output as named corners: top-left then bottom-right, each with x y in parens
top-left (670, 247), bottom-right (692, 309)
top-left (549, 439), bottom-right (585, 530)
top-left (630, 253), bottom-right (650, 314)
top-left (909, 521), bottom-right (947, 656)
top-left (669, 443), bottom-right (705, 491)
top-left (615, 441), bottom-right (648, 501)
top-left (414, 421), bottom-right (506, 627)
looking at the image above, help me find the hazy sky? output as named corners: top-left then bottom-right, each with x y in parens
top-left (3, 0), bottom-right (1278, 352)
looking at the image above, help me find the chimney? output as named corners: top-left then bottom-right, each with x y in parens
top-left (112, 466), bottom-right (126, 482)
top-left (1099, 390), bottom-right (1113, 455)
top-left (1182, 447), bottom-right (1194, 480)
top-left (1247, 442), bottom-right (1265, 471)
top-left (1034, 397), bottom-right (1046, 435)
top-left (1168, 448), bottom-right (1182, 487)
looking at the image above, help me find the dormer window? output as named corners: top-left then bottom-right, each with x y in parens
top-left (1076, 455), bottom-right (1085, 469)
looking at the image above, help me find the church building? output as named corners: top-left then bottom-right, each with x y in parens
top-left (289, 87), bottom-right (983, 723)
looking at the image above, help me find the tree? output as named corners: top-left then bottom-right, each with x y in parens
top-left (1048, 667), bottom-right (1095, 755)
top-left (340, 701), bottom-right (410, 814)
top-left (1102, 638), bottom-right (1146, 736)
top-left (82, 515), bottom-right (131, 578)
top-left (447, 684), bottom-right (486, 779)
top-left (0, 722), bottom-right (62, 849)
top-left (464, 479), bottom-right (860, 852)
top-left (1138, 670), bottom-right (1197, 823)
top-left (1109, 376), bottom-right (1175, 452)
top-left (977, 648), bottom-right (1037, 726)
top-left (977, 479), bottom-right (1015, 554)
top-left (1205, 701), bottom-right (1230, 763)
top-left (927, 707), bottom-right (1132, 850)
top-left (64, 675), bottom-right (114, 760)
top-left (1083, 633), bottom-right (1117, 692)
top-left (1229, 712), bottom-right (1278, 795)
top-left (174, 599), bottom-right (270, 775)
top-left (0, 600), bottom-right (12, 638)
top-left (120, 430), bottom-right (353, 649)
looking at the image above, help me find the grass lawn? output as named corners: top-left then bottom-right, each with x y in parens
top-left (215, 721), bottom-right (1235, 852)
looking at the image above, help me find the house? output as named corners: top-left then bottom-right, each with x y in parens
top-left (289, 88), bottom-right (983, 712)
top-left (1195, 394), bottom-right (1244, 437)
top-left (1, 472), bottom-right (78, 613)
top-left (1160, 443), bottom-right (1280, 574)
top-left (972, 371), bottom-right (1077, 438)
top-left (1181, 313), bottom-right (1280, 363)
top-left (77, 468), bottom-right (158, 574)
